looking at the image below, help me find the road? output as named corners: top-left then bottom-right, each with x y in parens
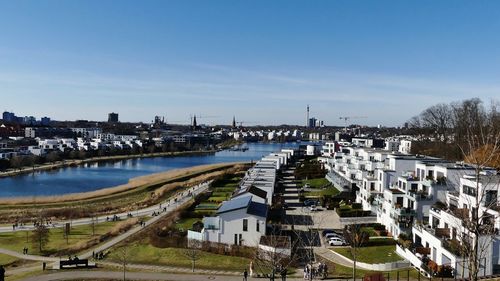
top-left (0, 181), bottom-right (211, 233)
top-left (18, 270), bottom-right (308, 281)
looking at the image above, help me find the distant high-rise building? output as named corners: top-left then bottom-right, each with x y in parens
top-left (306, 105), bottom-right (310, 127)
top-left (41, 117), bottom-right (51, 126)
top-left (108, 112), bottom-right (119, 123)
top-left (308, 117), bottom-right (317, 128)
top-left (2, 111), bottom-right (16, 123)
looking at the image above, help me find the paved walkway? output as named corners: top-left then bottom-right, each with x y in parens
top-left (19, 270), bottom-right (308, 281)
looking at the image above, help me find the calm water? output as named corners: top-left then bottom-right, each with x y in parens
top-left (0, 142), bottom-right (303, 197)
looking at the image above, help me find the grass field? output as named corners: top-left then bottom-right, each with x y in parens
top-left (0, 220), bottom-right (123, 256)
top-left (318, 257), bottom-right (420, 279)
top-left (333, 245), bottom-right (403, 264)
top-left (174, 218), bottom-right (201, 231)
top-left (107, 243), bottom-right (251, 271)
top-left (0, 253), bottom-right (18, 265)
top-left (304, 186), bottom-right (340, 197)
top-left (302, 177), bottom-right (330, 188)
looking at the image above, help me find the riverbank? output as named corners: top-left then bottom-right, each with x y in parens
top-left (0, 162), bottom-right (247, 205)
top-left (0, 150), bottom-right (217, 179)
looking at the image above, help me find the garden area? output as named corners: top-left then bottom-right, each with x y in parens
top-left (107, 241), bottom-right (252, 271)
top-left (173, 172), bottom-right (243, 231)
top-left (336, 203), bottom-right (372, 217)
top-left (333, 245), bottom-right (403, 264)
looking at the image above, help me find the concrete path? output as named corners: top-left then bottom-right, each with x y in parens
top-left (19, 270), bottom-right (308, 281)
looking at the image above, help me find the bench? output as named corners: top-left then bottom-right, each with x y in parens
top-left (59, 259), bottom-right (90, 269)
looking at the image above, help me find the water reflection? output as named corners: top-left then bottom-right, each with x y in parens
top-left (0, 142), bottom-right (303, 197)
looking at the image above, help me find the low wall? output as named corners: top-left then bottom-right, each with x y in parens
top-left (330, 249), bottom-right (411, 271)
top-left (339, 216), bottom-right (378, 226)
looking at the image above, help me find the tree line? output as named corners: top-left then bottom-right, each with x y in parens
top-left (408, 98), bottom-right (500, 167)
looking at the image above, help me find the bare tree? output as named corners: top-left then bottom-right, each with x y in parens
top-left (32, 224), bottom-right (49, 253)
top-left (434, 98), bottom-right (500, 281)
top-left (420, 103), bottom-right (453, 142)
top-left (184, 239), bottom-right (202, 272)
top-left (253, 226), bottom-right (297, 281)
top-left (117, 244), bottom-right (129, 281)
top-left (343, 224), bottom-right (369, 281)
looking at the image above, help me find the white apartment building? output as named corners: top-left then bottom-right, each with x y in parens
top-left (401, 174), bottom-right (500, 277)
top-left (399, 140), bottom-right (412, 154)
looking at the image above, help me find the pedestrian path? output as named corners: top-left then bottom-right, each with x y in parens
top-left (19, 270), bottom-right (307, 281)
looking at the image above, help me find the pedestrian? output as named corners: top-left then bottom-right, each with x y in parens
top-left (281, 266), bottom-right (287, 281)
top-left (249, 261), bottom-right (254, 277)
top-left (243, 269), bottom-right (248, 281)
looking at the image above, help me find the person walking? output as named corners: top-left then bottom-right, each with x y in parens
top-left (243, 269), bottom-right (248, 281)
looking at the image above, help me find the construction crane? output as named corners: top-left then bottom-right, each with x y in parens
top-left (339, 116), bottom-right (367, 132)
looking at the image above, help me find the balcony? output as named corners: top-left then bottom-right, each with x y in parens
top-left (407, 190), bottom-right (433, 201)
top-left (392, 207), bottom-right (417, 217)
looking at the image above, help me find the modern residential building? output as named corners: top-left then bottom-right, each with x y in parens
top-left (399, 174), bottom-right (500, 277)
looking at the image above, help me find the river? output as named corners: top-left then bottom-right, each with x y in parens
top-left (0, 142), bottom-right (304, 197)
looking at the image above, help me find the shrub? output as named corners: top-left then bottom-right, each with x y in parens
top-left (352, 203), bottom-right (362, 209)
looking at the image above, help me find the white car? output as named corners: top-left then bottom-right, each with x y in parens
top-left (328, 237), bottom-right (346, 246)
top-left (309, 204), bottom-right (317, 211)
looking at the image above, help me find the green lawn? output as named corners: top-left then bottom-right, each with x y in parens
top-left (174, 218), bottom-right (201, 231)
top-left (0, 221), bottom-right (121, 256)
top-left (318, 258), bottom-right (420, 280)
top-left (0, 253), bottom-right (18, 265)
top-left (213, 187), bottom-right (236, 193)
top-left (304, 186), bottom-right (340, 197)
top-left (207, 196), bottom-right (228, 203)
top-left (333, 245), bottom-right (403, 264)
top-left (302, 177), bottom-right (331, 188)
top-left (107, 243), bottom-right (251, 271)
top-left (211, 191), bottom-right (232, 197)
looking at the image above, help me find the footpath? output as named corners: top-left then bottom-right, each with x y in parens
top-left (1, 182), bottom-right (211, 277)
top-left (19, 270), bottom-right (308, 281)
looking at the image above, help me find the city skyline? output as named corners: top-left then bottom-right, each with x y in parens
top-left (1, 1), bottom-right (500, 126)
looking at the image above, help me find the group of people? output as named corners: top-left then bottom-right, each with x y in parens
top-left (106, 215), bottom-right (120, 222)
top-left (22, 247), bottom-right (29, 254)
top-left (303, 262), bottom-right (328, 280)
top-left (92, 251), bottom-right (106, 260)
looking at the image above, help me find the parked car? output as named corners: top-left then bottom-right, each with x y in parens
top-left (303, 199), bottom-right (319, 206)
top-left (328, 237), bottom-right (346, 246)
top-left (310, 204), bottom-right (317, 211)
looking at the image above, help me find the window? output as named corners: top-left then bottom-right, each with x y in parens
top-left (239, 234), bottom-right (242, 246)
top-left (234, 234), bottom-right (238, 245)
top-left (256, 220), bottom-right (260, 232)
top-left (243, 219), bottom-right (248, 232)
top-left (462, 185), bottom-right (476, 197)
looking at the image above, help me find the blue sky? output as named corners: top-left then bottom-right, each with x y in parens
top-left (1, 1), bottom-right (499, 126)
